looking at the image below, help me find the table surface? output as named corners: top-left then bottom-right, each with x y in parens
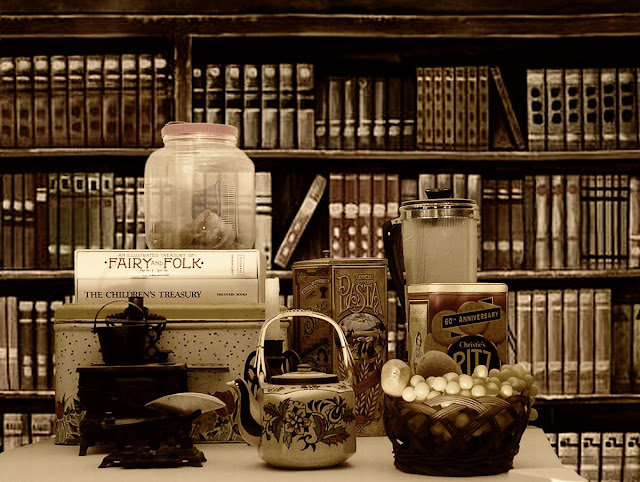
top-left (0, 427), bottom-right (584, 482)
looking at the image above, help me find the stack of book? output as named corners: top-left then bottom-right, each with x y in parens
top-left (549, 431), bottom-right (640, 481)
top-left (0, 54), bottom-right (173, 148)
top-left (0, 297), bottom-right (66, 391)
top-left (527, 67), bottom-right (640, 151)
top-left (509, 288), bottom-right (615, 396)
top-left (192, 63), bottom-right (315, 149)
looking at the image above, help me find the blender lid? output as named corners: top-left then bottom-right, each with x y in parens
top-left (399, 197), bottom-right (479, 220)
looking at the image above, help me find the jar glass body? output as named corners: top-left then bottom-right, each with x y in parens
top-left (144, 133), bottom-right (255, 249)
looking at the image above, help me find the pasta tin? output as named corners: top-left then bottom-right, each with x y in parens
top-left (407, 283), bottom-right (508, 375)
top-left (292, 254), bottom-right (388, 436)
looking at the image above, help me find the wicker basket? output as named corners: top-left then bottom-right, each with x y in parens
top-left (383, 391), bottom-right (531, 477)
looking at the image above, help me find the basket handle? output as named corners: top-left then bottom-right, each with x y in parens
top-left (255, 309), bottom-right (354, 385)
top-left (92, 299), bottom-right (148, 330)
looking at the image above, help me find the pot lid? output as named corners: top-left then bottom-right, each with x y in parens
top-left (269, 364), bottom-right (339, 385)
top-left (292, 250), bottom-right (388, 268)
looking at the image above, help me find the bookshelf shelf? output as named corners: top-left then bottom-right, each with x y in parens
top-left (0, 391), bottom-right (54, 414)
top-left (0, 148), bottom-right (156, 158)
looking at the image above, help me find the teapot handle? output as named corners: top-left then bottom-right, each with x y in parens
top-left (256, 309), bottom-right (355, 385)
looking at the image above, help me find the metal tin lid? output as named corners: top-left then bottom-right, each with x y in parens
top-left (269, 364), bottom-right (339, 385)
top-left (292, 250), bottom-right (388, 268)
top-left (407, 283), bottom-right (508, 294)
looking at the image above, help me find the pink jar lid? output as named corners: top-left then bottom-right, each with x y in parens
top-left (161, 121), bottom-right (238, 138)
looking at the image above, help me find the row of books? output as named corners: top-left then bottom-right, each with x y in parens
top-left (549, 431), bottom-right (640, 482)
top-left (0, 54), bottom-right (174, 148)
top-left (1, 413), bottom-right (55, 453)
top-left (1, 171), bottom-right (274, 270)
top-left (0, 297), bottom-right (66, 391)
top-left (192, 63), bottom-right (315, 150)
top-left (416, 65), bottom-right (525, 151)
top-left (508, 288), bottom-right (616, 396)
top-left (527, 67), bottom-right (640, 151)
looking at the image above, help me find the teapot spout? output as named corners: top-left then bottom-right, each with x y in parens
top-left (227, 379), bottom-right (261, 447)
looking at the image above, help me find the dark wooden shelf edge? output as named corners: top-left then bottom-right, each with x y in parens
top-left (5, 13), bottom-right (640, 38)
top-left (537, 394), bottom-right (640, 404)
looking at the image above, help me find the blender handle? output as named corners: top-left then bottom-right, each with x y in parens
top-left (382, 217), bottom-right (406, 312)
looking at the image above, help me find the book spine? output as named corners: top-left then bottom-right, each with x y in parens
top-left (356, 77), bottom-right (373, 150)
top-left (387, 76), bottom-right (402, 150)
top-left (102, 54), bottom-right (121, 147)
top-left (526, 69), bottom-right (546, 151)
top-left (85, 55), bottom-right (103, 147)
top-left (35, 173), bottom-right (48, 268)
top-left (551, 174), bottom-right (565, 269)
top-left (343, 173), bottom-right (359, 258)
top-left (191, 64), bottom-right (205, 123)
top-left (579, 288), bottom-right (595, 394)
top-left (273, 175), bottom-right (327, 268)
top-left (255, 171), bottom-right (273, 268)
top-left (314, 74), bottom-right (328, 150)
top-left (72, 173), bottom-right (87, 253)
top-left (100, 173), bottom-right (115, 249)
top-left (515, 290), bottom-right (532, 373)
top-left (124, 176), bottom-right (136, 250)
top-left (386, 174), bottom-right (400, 222)
top-left (18, 300), bottom-right (34, 390)
top-left (588, 175), bottom-right (598, 269)
top-left (510, 178), bottom-right (525, 269)
top-left (357, 173), bottom-right (372, 257)
top-left (243, 64), bottom-right (261, 149)
top-left (15, 57), bottom-right (34, 148)
top-left (558, 432), bottom-right (580, 472)
top-left (373, 77), bottom-right (387, 150)
top-left (630, 176), bottom-right (640, 268)
top-left (611, 302), bottom-right (632, 393)
top-left (594, 288), bottom-right (612, 394)
top-left (137, 54), bottom-right (153, 146)
top-left (495, 179), bottom-right (511, 270)
top-left (223, 64), bottom-right (243, 147)
top-left (453, 173), bottom-right (467, 199)
top-left (23, 173), bottom-right (35, 269)
top-left (3, 413), bottom-right (28, 451)
top-left (507, 291), bottom-right (516, 365)
top-left (6, 297), bottom-right (18, 390)
top-left (372, 173), bottom-right (386, 259)
top-left (120, 54), bottom-right (137, 146)
top-left (580, 433), bottom-right (602, 482)
top-left (634, 303), bottom-right (640, 392)
top-left (582, 67), bottom-right (601, 150)
top-left (564, 68), bottom-right (582, 150)
top-left (490, 65), bottom-right (526, 150)
top-left (532, 290), bottom-right (548, 393)
top-left (565, 174), bottom-right (581, 269)
top-left (620, 174), bottom-right (629, 267)
top-left (443, 67), bottom-right (455, 150)
top-left (612, 174), bottom-right (621, 268)
top-left (416, 68), bottom-right (424, 149)
top-left (467, 174), bottom-right (483, 271)
top-left (328, 76), bottom-right (343, 150)
top-left (114, 176), bottom-right (124, 249)
top-left (436, 173), bottom-right (451, 190)
top-left (545, 68), bottom-right (565, 151)
top-left (481, 179), bottom-right (497, 270)
top-left (523, 175), bottom-right (536, 270)
top-left (535, 175), bottom-right (551, 270)
top-left (296, 63), bottom-right (315, 150)
top-left (596, 174), bottom-right (606, 269)
top-left (135, 177), bottom-right (145, 249)
top-left (68, 55), bottom-right (86, 147)
top-left (387, 290), bottom-right (397, 359)
top-left (343, 77), bottom-right (357, 150)
top-left (50, 56), bottom-right (68, 147)
top-left (1, 174), bottom-right (11, 268)
top-left (623, 433), bottom-right (640, 479)
top-left (153, 55), bottom-right (172, 146)
top-left (600, 67), bottom-right (618, 150)
top-left (605, 174), bottom-right (614, 269)
top-left (454, 66), bottom-right (467, 150)
top-left (278, 64), bottom-right (295, 149)
top-left (57, 174), bottom-right (73, 268)
top-left (422, 67), bottom-right (435, 150)
top-left (46, 174), bottom-right (58, 268)
top-left (260, 64), bottom-right (278, 149)
top-left (0, 58), bottom-right (16, 147)
top-left (466, 66), bottom-right (478, 150)
top-left (546, 290), bottom-right (563, 394)
top-left (0, 297), bottom-right (7, 390)
top-left (86, 173), bottom-right (101, 249)
top-left (432, 67), bottom-right (444, 150)
top-left (618, 68), bottom-right (638, 149)
top-left (401, 178), bottom-right (417, 204)
top-left (12, 173), bottom-right (23, 269)
top-left (329, 172), bottom-right (344, 258)
top-left (563, 289), bottom-right (579, 394)
top-left (402, 76), bottom-right (415, 150)
top-left (601, 432), bottom-right (624, 482)
top-left (34, 300), bottom-right (48, 391)
top-left (418, 173), bottom-right (435, 199)
top-left (477, 65), bottom-right (489, 151)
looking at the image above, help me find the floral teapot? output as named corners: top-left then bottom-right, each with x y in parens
top-left (229, 309), bottom-right (356, 469)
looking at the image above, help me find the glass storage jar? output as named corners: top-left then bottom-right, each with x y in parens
top-left (145, 122), bottom-right (255, 249)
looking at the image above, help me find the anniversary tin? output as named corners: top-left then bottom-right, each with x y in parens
top-left (292, 253), bottom-right (388, 436)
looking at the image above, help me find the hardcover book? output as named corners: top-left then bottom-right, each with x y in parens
top-left (477, 65), bottom-right (489, 150)
top-left (68, 55), bottom-right (86, 147)
top-left (534, 175), bottom-right (551, 270)
top-left (357, 77), bottom-right (373, 149)
top-left (120, 54), bottom-right (138, 146)
top-left (623, 433), bottom-right (640, 479)
top-left (580, 433), bottom-right (602, 482)
top-left (495, 179), bottom-right (510, 270)
top-left (578, 288), bottom-right (595, 394)
top-left (481, 179), bottom-right (497, 270)
top-left (35, 173), bottom-right (48, 268)
top-left (565, 174), bottom-right (581, 269)
top-left (601, 432), bottom-right (624, 482)
top-left (328, 76), bottom-right (343, 150)
top-left (18, 300), bottom-right (34, 390)
top-left (611, 302), bottom-right (632, 393)
top-left (124, 176), bottom-right (136, 250)
top-left (343, 173), bottom-right (359, 258)
top-left (329, 172), bottom-right (344, 258)
top-left (191, 64), bottom-right (205, 123)
top-left (551, 174), bottom-right (565, 269)
top-left (546, 290), bottom-right (563, 394)
top-left (0, 297), bottom-right (7, 390)
top-left (205, 64), bottom-right (224, 126)
top-left (6, 297), bottom-right (19, 390)
top-left (314, 75), bottom-right (328, 150)
top-left (526, 69), bottom-right (546, 151)
top-left (401, 76), bottom-right (415, 150)
top-left (373, 77), bottom-right (387, 150)
top-left (102, 54), bottom-right (121, 147)
top-left (243, 64), bottom-right (261, 149)
top-left (490, 66), bottom-right (525, 150)
top-left (357, 173), bottom-right (372, 257)
top-left (515, 290), bottom-right (532, 373)
top-left (296, 63), bottom-right (315, 150)
top-left (47, 173), bottom-right (58, 268)
top-left (23, 173), bottom-right (35, 269)
top-left (57, 174), bottom-right (73, 268)
top-left (255, 171), bottom-right (273, 267)
top-left (562, 289), bottom-right (579, 394)
top-left (545, 69), bottom-right (565, 151)
top-left (416, 67), bottom-right (425, 148)
top-left (618, 68), bottom-right (638, 149)
top-left (153, 55), bottom-right (173, 146)
top-left (343, 77), bottom-right (357, 150)
top-left (85, 55), bottom-right (103, 147)
top-left (72, 173), bottom-right (88, 256)
top-left (137, 54), bottom-right (154, 146)
top-left (432, 67), bottom-right (444, 150)
top-left (422, 67), bottom-right (435, 150)
top-left (564, 68), bottom-right (582, 150)
top-left (224, 65), bottom-right (244, 147)
top-left (630, 176), bottom-right (640, 268)
top-left (600, 68), bottom-right (618, 150)
top-left (278, 64), bottom-right (295, 149)
top-left (50, 56), bottom-right (69, 147)
top-left (12, 173), bottom-right (23, 269)
top-left (466, 66), bottom-right (478, 150)
top-left (100, 173), bottom-right (115, 249)
top-left (387, 76), bottom-right (402, 150)
top-left (15, 57), bottom-right (34, 148)
top-left (0, 58), bottom-right (16, 147)
top-left (454, 66), bottom-right (467, 149)
top-left (582, 67), bottom-right (601, 150)
top-left (261, 64), bottom-right (278, 149)
top-left (594, 288), bottom-right (611, 394)
top-left (558, 433), bottom-right (580, 472)
top-left (372, 173), bottom-right (386, 259)
top-left (510, 178), bottom-right (525, 269)
top-left (443, 67), bottom-right (455, 150)
top-left (532, 290), bottom-right (548, 392)
top-left (87, 173), bottom-right (101, 250)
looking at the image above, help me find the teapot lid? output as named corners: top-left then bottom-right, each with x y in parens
top-left (269, 364), bottom-right (339, 385)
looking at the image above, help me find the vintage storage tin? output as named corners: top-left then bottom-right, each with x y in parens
top-left (53, 302), bottom-right (288, 445)
top-left (292, 254), bottom-right (388, 436)
top-left (407, 283), bottom-right (508, 376)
